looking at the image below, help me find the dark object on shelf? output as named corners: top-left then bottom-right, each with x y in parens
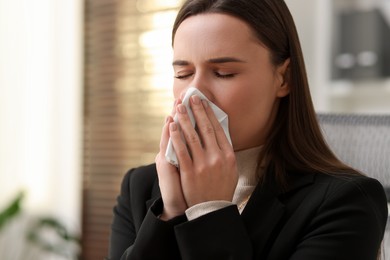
top-left (332, 9), bottom-right (390, 80)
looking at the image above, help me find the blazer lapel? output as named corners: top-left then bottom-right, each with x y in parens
top-left (241, 170), bottom-right (316, 258)
top-left (241, 179), bottom-right (286, 259)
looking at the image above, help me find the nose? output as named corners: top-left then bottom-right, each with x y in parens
top-left (179, 73), bottom-right (213, 101)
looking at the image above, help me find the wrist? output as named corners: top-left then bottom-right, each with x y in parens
top-left (159, 209), bottom-right (185, 221)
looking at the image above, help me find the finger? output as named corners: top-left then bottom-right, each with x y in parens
top-left (189, 95), bottom-right (218, 149)
top-left (202, 100), bottom-right (232, 151)
top-left (159, 116), bottom-right (173, 153)
top-left (171, 98), bottom-right (182, 118)
top-left (169, 121), bottom-right (193, 167)
top-left (176, 103), bottom-right (203, 155)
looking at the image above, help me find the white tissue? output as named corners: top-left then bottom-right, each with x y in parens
top-left (165, 87), bottom-right (232, 167)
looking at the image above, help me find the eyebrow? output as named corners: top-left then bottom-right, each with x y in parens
top-left (172, 57), bottom-right (246, 66)
top-left (208, 57), bottom-right (246, 63)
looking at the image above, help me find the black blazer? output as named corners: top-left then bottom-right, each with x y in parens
top-left (108, 164), bottom-right (388, 260)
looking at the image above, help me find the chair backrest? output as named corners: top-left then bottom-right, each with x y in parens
top-left (317, 113), bottom-right (390, 190)
top-left (317, 113), bottom-right (390, 258)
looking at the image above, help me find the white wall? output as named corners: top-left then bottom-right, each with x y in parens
top-left (287, 0), bottom-right (333, 112)
top-left (0, 0), bottom-right (83, 236)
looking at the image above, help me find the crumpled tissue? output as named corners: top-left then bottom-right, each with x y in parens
top-left (165, 87), bottom-right (232, 167)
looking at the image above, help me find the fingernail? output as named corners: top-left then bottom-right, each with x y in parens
top-left (191, 95), bottom-right (201, 105)
top-left (169, 122), bottom-right (177, 131)
top-left (165, 116), bottom-right (170, 123)
top-left (177, 104), bottom-right (186, 114)
top-left (202, 99), bottom-right (208, 108)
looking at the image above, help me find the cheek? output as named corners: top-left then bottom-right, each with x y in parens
top-left (172, 83), bottom-right (183, 99)
top-left (222, 82), bottom-right (279, 147)
top-left (173, 89), bottom-right (180, 99)
top-left (227, 101), bottom-right (277, 149)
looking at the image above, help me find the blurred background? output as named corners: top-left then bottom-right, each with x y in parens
top-left (0, 0), bottom-right (389, 259)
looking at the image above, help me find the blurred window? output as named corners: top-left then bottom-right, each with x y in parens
top-left (82, 1), bottom-right (182, 259)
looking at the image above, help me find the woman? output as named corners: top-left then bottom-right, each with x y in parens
top-left (108, 0), bottom-right (388, 259)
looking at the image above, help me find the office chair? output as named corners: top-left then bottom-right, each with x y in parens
top-left (317, 113), bottom-right (390, 190)
top-left (317, 113), bottom-right (390, 259)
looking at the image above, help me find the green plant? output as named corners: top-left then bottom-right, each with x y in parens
top-left (0, 191), bottom-right (80, 259)
top-left (0, 191), bottom-right (24, 231)
top-left (27, 217), bottom-right (81, 258)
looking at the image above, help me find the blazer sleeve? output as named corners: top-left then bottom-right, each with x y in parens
top-left (108, 169), bottom-right (136, 260)
top-left (122, 199), bottom-right (187, 260)
top-left (107, 167), bottom-right (187, 260)
top-left (289, 176), bottom-right (388, 260)
top-left (174, 205), bottom-right (254, 260)
top-left (108, 166), bottom-right (254, 260)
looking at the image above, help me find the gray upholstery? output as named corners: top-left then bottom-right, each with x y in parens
top-left (317, 113), bottom-right (390, 189)
top-left (317, 113), bottom-right (390, 259)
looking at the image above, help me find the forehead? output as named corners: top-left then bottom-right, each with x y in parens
top-left (173, 13), bottom-right (262, 58)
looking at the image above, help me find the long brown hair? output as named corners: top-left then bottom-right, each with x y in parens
top-left (172, 0), bottom-right (360, 186)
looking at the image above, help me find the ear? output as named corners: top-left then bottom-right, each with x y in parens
top-left (276, 58), bottom-right (290, 98)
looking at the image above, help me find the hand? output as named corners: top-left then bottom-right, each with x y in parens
top-left (155, 100), bottom-right (187, 220)
top-left (169, 95), bottom-right (238, 207)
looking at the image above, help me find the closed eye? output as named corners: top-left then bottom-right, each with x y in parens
top-left (214, 71), bottom-right (236, 78)
top-left (174, 73), bottom-right (193, 79)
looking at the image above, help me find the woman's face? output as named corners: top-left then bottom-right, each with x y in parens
top-left (172, 13), bottom-right (289, 151)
